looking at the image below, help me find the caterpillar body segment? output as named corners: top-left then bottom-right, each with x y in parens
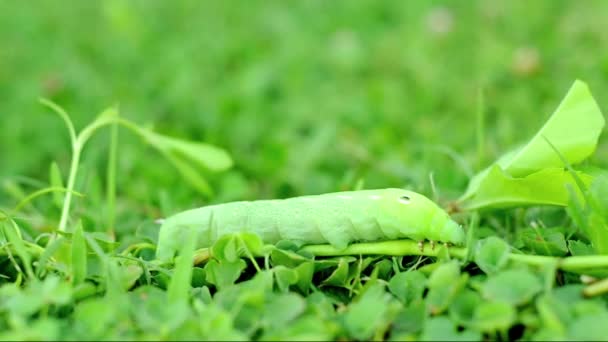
top-left (156, 188), bottom-right (465, 261)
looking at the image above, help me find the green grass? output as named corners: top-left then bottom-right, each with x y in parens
top-left (2, 1), bottom-right (608, 340)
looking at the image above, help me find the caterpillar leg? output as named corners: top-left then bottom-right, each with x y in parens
top-left (418, 240), bottom-right (424, 252)
top-left (430, 240), bottom-right (436, 251)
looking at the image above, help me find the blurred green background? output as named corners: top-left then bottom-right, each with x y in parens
top-left (1, 0), bottom-right (607, 238)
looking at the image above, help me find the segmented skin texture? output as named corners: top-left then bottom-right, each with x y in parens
top-left (156, 188), bottom-right (465, 261)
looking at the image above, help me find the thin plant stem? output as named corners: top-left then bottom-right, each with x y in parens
top-left (57, 143), bottom-right (82, 234)
top-left (298, 240), bottom-right (608, 275)
top-left (107, 120), bottom-right (119, 239)
top-left (10, 187), bottom-right (82, 214)
top-left (583, 277), bottom-right (608, 297)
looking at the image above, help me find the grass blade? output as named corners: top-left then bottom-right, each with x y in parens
top-left (106, 112), bottom-right (119, 238)
top-left (167, 227), bottom-right (198, 304)
top-left (36, 236), bottom-right (66, 277)
top-left (71, 221), bottom-right (87, 285)
top-left (2, 217), bottom-right (35, 279)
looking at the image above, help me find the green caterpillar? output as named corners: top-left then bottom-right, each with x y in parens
top-left (156, 188), bottom-right (465, 261)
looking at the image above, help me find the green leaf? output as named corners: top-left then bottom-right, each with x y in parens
top-left (420, 316), bottom-right (482, 341)
top-left (104, 260), bottom-right (128, 303)
top-left (568, 240), bottom-right (595, 256)
top-left (1, 276), bottom-right (72, 317)
top-left (211, 232), bottom-right (264, 263)
top-left (517, 227), bottom-right (568, 256)
top-left (84, 233), bottom-right (126, 302)
top-left (273, 266), bottom-right (299, 292)
top-left (481, 268), bottom-right (542, 306)
top-left (460, 80), bottom-right (604, 209)
top-left (589, 172), bottom-right (608, 218)
top-left (554, 284), bottom-right (585, 303)
top-left (263, 292), bottom-right (306, 329)
top-left (567, 312), bottom-right (608, 340)
top-left (499, 80), bottom-right (604, 176)
top-left (71, 222), bottom-right (87, 285)
top-left (584, 213), bottom-right (608, 254)
top-left (428, 260), bottom-right (460, 289)
top-left (372, 259), bottom-right (393, 280)
top-left (449, 289), bottom-right (482, 326)
top-left (193, 301), bottom-right (246, 341)
top-left (192, 285), bottom-right (212, 304)
top-left (270, 248), bottom-right (312, 268)
top-left (293, 261), bottom-right (315, 293)
top-left (36, 236), bottom-right (67, 277)
top-left (204, 259), bottom-right (247, 290)
top-left (0, 318), bottom-right (60, 341)
top-left (475, 237), bottom-right (511, 275)
top-left (213, 271), bottom-right (273, 332)
top-left (392, 300), bottom-right (426, 336)
top-left (73, 282), bottom-right (101, 301)
top-left (237, 232), bottom-right (264, 256)
top-left (120, 263), bottom-right (143, 290)
top-left (141, 129), bottom-right (233, 172)
top-left (191, 267), bottom-right (207, 288)
top-left (259, 315), bottom-right (337, 341)
top-left (388, 270), bottom-right (427, 305)
top-left (130, 285), bottom-right (190, 334)
top-left (343, 283), bottom-right (398, 341)
top-left (161, 151), bottom-right (215, 197)
top-left (425, 261), bottom-right (467, 315)
top-left (532, 328), bottom-right (566, 341)
top-left (535, 293), bottom-right (570, 335)
top-left (212, 234), bottom-right (239, 262)
top-left (570, 173), bottom-right (608, 254)
top-left (73, 298), bottom-right (117, 338)
top-left (461, 166), bottom-right (592, 211)
top-left (321, 257), bottom-right (350, 287)
top-left (471, 300), bottom-right (516, 333)
top-left (136, 128), bottom-right (233, 196)
top-left (305, 291), bottom-right (337, 321)
top-left (426, 273), bottom-right (468, 315)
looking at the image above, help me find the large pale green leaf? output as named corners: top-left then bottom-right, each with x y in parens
top-left (460, 166), bottom-right (592, 211)
top-left (135, 128), bottom-right (233, 196)
top-left (499, 80), bottom-right (604, 176)
top-left (141, 129), bottom-right (233, 173)
top-left (460, 80), bottom-right (605, 209)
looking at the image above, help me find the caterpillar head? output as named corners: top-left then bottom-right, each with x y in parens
top-left (379, 188), bottom-right (465, 245)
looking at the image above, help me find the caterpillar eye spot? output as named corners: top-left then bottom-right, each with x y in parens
top-left (398, 195), bottom-right (411, 204)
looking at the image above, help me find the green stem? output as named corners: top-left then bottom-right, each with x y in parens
top-left (301, 240), bottom-right (467, 259)
top-left (10, 187), bottom-right (83, 214)
top-left (299, 240), bottom-right (608, 275)
top-left (559, 256), bottom-right (608, 272)
top-left (57, 142), bottom-right (82, 234)
top-left (583, 277), bottom-right (608, 297)
top-left (107, 120), bottom-right (118, 238)
top-left (54, 115), bottom-right (134, 239)
top-left (121, 242), bottom-right (157, 256)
